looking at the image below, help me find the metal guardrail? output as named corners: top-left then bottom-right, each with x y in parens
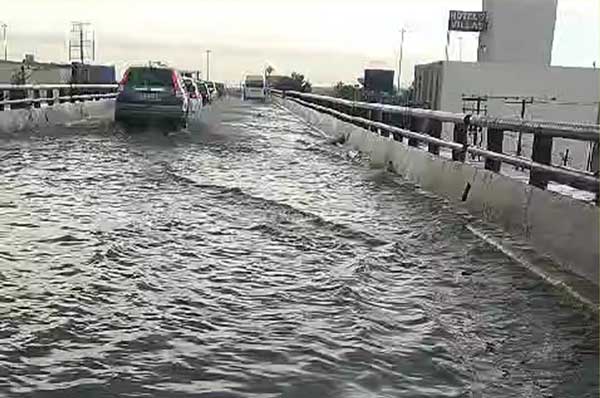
top-left (272, 89), bottom-right (600, 197)
top-left (0, 84), bottom-right (118, 110)
top-left (277, 91), bottom-right (600, 141)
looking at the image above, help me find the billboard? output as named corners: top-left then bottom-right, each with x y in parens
top-left (448, 10), bottom-right (488, 32)
top-left (364, 69), bottom-right (394, 93)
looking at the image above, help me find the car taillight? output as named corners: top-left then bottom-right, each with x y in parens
top-left (172, 71), bottom-right (184, 98)
top-left (118, 70), bottom-right (129, 92)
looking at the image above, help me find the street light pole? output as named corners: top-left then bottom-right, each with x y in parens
top-left (397, 27), bottom-right (406, 92)
top-left (0, 23), bottom-right (7, 61)
top-left (205, 50), bottom-right (211, 81)
top-left (458, 36), bottom-right (463, 62)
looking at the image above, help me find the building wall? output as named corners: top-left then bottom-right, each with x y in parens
top-left (478, 0), bottom-right (557, 65)
top-left (414, 62), bottom-right (443, 109)
top-left (416, 61), bottom-right (599, 170)
top-left (0, 60), bottom-right (72, 84)
top-left (0, 61), bottom-right (23, 83)
top-left (438, 61), bottom-right (599, 123)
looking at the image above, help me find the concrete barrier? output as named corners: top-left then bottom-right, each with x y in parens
top-left (0, 99), bottom-right (115, 134)
top-left (277, 97), bottom-right (599, 297)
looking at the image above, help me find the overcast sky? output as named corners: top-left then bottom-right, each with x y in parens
top-left (0, 0), bottom-right (598, 85)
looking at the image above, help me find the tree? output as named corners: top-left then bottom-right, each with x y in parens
top-left (394, 81), bottom-right (415, 104)
top-left (333, 81), bottom-right (361, 101)
top-left (291, 72), bottom-right (312, 93)
top-left (265, 65), bottom-right (274, 77)
top-left (270, 71), bottom-right (312, 92)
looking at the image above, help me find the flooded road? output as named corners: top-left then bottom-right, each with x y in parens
top-left (0, 98), bottom-right (597, 397)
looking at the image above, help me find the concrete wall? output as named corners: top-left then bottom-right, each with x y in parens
top-left (276, 97), bottom-right (599, 299)
top-left (0, 100), bottom-right (115, 135)
top-left (478, 0), bottom-right (557, 65)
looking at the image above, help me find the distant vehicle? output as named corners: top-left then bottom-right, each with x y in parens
top-left (206, 81), bottom-right (219, 101)
top-left (115, 66), bottom-right (189, 129)
top-left (206, 81), bottom-right (216, 93)
top-left (215, 82), bottom-right (225, 97)
top-left (182, 77), bottom-right (203, 115)
top-left (195, 80), bottom-right (211, 105)
top-left (242, 75), bottom-right (266, 101)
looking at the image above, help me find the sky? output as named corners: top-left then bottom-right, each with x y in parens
top-left (0, 0), bottom-right (598, 86)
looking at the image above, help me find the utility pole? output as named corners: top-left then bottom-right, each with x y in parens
top-left (458, 36), bottom-right (463, 61)
top-left (205, 50), bottom-right (211, 81)
top-left (397, 28), bottom-right (406, 92)
top-left (516, 98), bottom-right (527, 158)
top-left (69, 22), bottom-right (92, 63)
top-left (0, 23), bottom-right (7, 61)
top-left (79, 25), bottom-right (84, 63)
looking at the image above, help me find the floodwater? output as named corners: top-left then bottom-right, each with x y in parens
top-left (0, 98), bottom-right (597, 397)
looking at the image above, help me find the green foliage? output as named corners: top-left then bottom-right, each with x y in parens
top-left (291, 72), bottom-right (312, 93)
top-left (269, 71), bottom-right (312, 92)
top-left (333, 81), bottom-right (361, 101)
top-left (396, 82), bottom-right (415, 103)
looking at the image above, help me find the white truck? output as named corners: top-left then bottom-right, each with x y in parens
top-left (241, 74), bottom-right (266, 101)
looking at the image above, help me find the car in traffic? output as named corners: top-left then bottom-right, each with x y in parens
top-left (207, 81), bottom-right (217, 95)
top-left (115, 65), bottom-right (189, 129)
top-left (215, 82), bottom-right (225, 97)
top-left (182, 77), bottom-right (203, 116)
top-left (195, 80), bottom-right (212, 105)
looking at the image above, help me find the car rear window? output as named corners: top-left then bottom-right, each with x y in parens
top-left (126, 68), bottom-right (173, 88)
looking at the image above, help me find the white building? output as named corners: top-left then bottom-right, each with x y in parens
top-left (413, 0), bottom-right (599, 170)
top-left (477, 0), bottom-right (557, 65)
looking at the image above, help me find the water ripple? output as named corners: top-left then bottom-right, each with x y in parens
top-left (0, 98), bottom-right (597, 397)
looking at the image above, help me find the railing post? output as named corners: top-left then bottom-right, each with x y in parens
top-left (389, 113), bottom-right (403, 142)
top-left (428, 119), bottom-right (442, 155)
top-left (366, 109), bottom-right (375, 132)
top-left (2, 90), bottom-right (10, 111)
top-left (485, 128), bottom-right (504, 172)
top-left (590, 142), bottom-right (599, 176)
top-left (408, 116), bottom-right (420, 147)
top-left (529, 132), bottom-right (553, 189)
top-left (372, 108), bottom-right (383, 135)
top-left (380, 111), bottom-right (391, 138)
top-left (27, 89), bottom-right (34, 109)
top-left (40, 89), bottom-right (48, 107)
top-left (53, 89), bottom-right (60, 106)
top-left (452, 121), bottom-right (468, 162)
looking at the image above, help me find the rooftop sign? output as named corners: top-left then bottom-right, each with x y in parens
top-left (448, 10), bottom-right (488, 32)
